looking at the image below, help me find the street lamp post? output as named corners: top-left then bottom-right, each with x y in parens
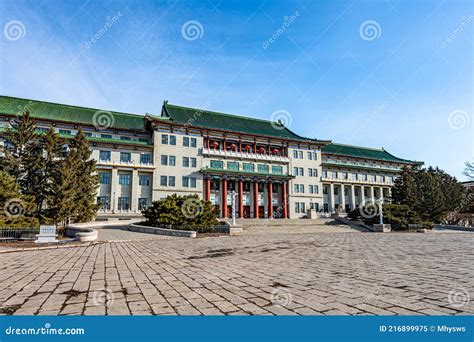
top-left (230, 191), bottom-right (237, 226)
top-left (377, 198), bottom-right (384, 224)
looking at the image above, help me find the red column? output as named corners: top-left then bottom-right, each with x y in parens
top-left (268, 181), bottom-right (273, 219)
top-left (222, 177), bottom-right (227, 218)
top-left (253, 141), bottom-right (257, 153)
top-left (206, 137), bottom-right (210, 149)
top-left (253, 180), bottom-right (259, 218)
top-left (204, 177), bottom-right (211, 201)
top-left (268, 143), bottom-right (271, 155)
top-left (238, 178), bottom-right (243, 218)
top-left (282, 181), bottom-right (287, 219)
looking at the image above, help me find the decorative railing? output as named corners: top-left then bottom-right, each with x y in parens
top-left (202, 148), bottom-right (289, 163)
top-left (322, 158), bottom-right (402, 171)
top-left (321, 176), bottom-right (394, 185)
top-left (97, 160), bottom-right (154, 168)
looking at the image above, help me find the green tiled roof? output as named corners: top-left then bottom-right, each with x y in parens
top-left (161, 102), bottom-right (329, 143)
top-left (322, 143), bottom-right (422, 165)
top-left (0, 96), bottom-right (146, 131)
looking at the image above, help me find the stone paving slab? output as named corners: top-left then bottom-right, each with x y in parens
top-left (0, 230), bottom-right (472, 316)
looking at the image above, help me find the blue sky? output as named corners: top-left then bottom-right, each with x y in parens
top-left (0, 0), bottom-right (472, 179)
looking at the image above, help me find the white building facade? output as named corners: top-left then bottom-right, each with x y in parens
top-left (0, 96), bottom-right (422, 220)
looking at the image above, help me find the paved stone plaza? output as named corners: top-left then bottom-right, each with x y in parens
top-left (0, 226), bottom-right (473, 316)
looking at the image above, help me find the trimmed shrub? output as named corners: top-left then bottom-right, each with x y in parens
top-left (142, 194), bottom-right (218, 233)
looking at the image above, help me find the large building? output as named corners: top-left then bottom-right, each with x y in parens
top-left (0, 96), bottom-right (422, 219)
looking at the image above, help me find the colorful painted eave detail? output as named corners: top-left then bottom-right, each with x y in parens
top-left (200, 167), bottom-right (295, 179)
top-left (321, 143), bottom-right (423, 165)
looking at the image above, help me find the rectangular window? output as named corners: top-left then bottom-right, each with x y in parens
top-left (138, 198), bottom-right (149, 210)
top-left (84, 132), bottom-right (93, 137)
top-left (182, 176), bottom-right (189, 187)
top-left (295, 202), bottom-right (300, 213)
top-left (170, 135), bottom-right (176, 145)
top-left (183, 137), bottom-right (190, 147)
top-left (323, 170), bottom-right (328, 178)
top-left (160, 176), bottom-right (167, 186)
top-left (323, 186), bottom-right (328, 195)
top-left (293, 150), bottom-right (298, 158)
top-left (293, 167), bottom-right (298, 176)
top-left (315, 185), bottom-right (319, 194)
top-left (243, 163), bottom-right (254, 172)
top-left (191, 137), bottom-right (197, 147)
top-left (120, 152), bottom-right (131, 163)
top-left (301, 202), bottom-right (306, 213)
top-left (272, 166), bottom-right (283, 174)
top-left (332, 171), bottom-right (338, 179)
top-left (183, 157), bottom-right (189, 167)
top-left (190, 177), bottom-right (197, 188)
top-left (140, 153), bottom-right (151, 164)
top-left (309, 185), bottom-right (314, 194)
top-left (298, 151), bottom-right (303, 159)
top-left (227, 162), bottom-right (239, 171)
top-left (210, 160), bottom-right (224, 169)
top-left (118, 197), bottom-right (129, 210)
top-left (161, 134), bottom-right (168, 144)
top-left (101, 134), bottom-right (112, 139)
top-left (139, 175), bottom-right (150, 186)
top-left (257, 164), bottom-right (269, 173)
top-left (169, 176), bottom-right (175, 187)
top-left (299, 167), bottom-right (304, 176)
top-left (97, 196), bottom-right (109, 210)
top-left (99, 172), bottom-right (110, 184)
top-left (120, 136), bottom-right (131, 141)
top-left (119, 174), bottom-right (131, 185)
top-left (161, 155), bottom-right (168, 165)
top-left (191, 157), bottom-right (197, 167)
top-left (169, 156), bottom-right (176, 166)
top-left (299, 184), bottom-right (304, 193)
top-left (294, 184), bottom-right (299, 193)
top-left (59, 129), bottom-right (72, 135)
top-left (99, 150), bottom-right (111, 162)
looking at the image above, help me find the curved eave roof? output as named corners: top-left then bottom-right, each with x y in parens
top-left (322, 143), bottom-right (423, 165)
top-left (0, 96), bottom-right (146, 131)
top-left (159, 102), bottom-right (330, 145)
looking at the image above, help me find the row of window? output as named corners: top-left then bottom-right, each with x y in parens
top-left (293, 184), bottom-right (319, 194)
top-left (209, 160), bottom-right (283, 175)
top-left (162, 134), bottom-right (197, 147)
top-left (323, 171), bottom-right (394, 183)
top-left (293, 167), bottom-right (318, 177)
top-left (160, 176), bottom-right (197, 188)
top-left (99, 150), bottom-right (152, 164)
top-left (53, 129), bottom-right (150, 144)
top-left (97, 196), bottom-right (149, 210)
top-left (161, 155), bottom-right (197, 167)
top-left (99, 172), bottom-right (151, 186)
top-left (292, 150), bottom-right (318, 160)
top-left (322, 186), bottom-right (377, 197)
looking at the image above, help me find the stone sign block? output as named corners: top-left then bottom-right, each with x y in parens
top-left (35, 225), bottom-right (58, 243)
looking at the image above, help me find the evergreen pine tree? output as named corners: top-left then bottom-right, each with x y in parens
top-left (69, 129), bottom-right (99, 222)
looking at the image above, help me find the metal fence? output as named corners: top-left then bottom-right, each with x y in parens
top-left (0, 228), bottom-right (40, 242)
